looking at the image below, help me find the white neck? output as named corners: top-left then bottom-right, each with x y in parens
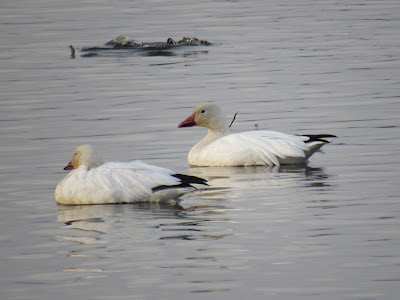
top-left (186, 104), bottom-right (232, 165)
top-left (188, 127), bottom-right (229, 162)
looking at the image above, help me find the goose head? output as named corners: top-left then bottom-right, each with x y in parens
top-left (178, 103), bottom-right (229, 132)
top-left (64, 144), bottom-right (104, 170)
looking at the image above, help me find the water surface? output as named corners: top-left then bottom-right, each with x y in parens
top-left (1, 0), bottom-right (400, 299)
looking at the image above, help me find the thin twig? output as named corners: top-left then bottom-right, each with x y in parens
top-left (69, 45), bottom-right (76, 59)
top-left (229, 111), bottom-right (239, 128)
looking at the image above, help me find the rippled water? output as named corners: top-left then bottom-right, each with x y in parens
top-left (1, 0), bottom-right (400, 299)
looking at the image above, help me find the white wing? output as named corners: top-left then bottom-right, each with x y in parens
top-left (190, 131), bottom-right (310, 167)
top-left (56, 160), bottom-right (183, 205)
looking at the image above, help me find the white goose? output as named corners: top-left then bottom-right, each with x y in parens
top-left (55, 145), bottom-right (207, 205)
top-left (178, 103), bottom-right (336, 167)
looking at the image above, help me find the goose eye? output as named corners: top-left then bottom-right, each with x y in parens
top-left (201, 110), bottom-right (205, 113)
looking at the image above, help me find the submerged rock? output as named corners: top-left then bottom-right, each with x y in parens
top-left (105, 35), bottom-right (141, 48)
top-left (81, 35), bottom-right (211, 52)
top-left (167, 36), bottom-right (211, 46)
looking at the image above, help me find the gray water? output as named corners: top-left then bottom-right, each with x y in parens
top-left (1, 0), bottom-right (400, 299)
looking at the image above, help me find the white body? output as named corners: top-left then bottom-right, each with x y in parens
top-left (188, 130), bottom-right (326, 167)
top-left (55, 160), bottom-right (191, 205)
top-left (55, 145), bottom-right (201, 205)
top-left (178, 103), bottom-right (332, 167)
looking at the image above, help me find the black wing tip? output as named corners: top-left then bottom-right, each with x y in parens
top-left (152, 174), bottom-right (208, 193)
top-left (172, 174), bottom-right (209, 186)
top-left (301, 134), bottom-right (337, 143)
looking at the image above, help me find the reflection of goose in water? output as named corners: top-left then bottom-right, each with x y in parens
top-left (189, 164), bottom-right (332, 192)
top-left (56, 201), bottom-right (235, 282)
top-left (57, 201), bottom-right (185, 222)
top-left (56, 201), bottom-right (184, 232)
top-left (56, 192), bottom-right (233, 245)
top-left (56, 203), bottom-right (185, 278)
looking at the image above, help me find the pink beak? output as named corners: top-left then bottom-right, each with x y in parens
top-left (64, 160), bottom-right (74, 170)
top-left (178, 113), bottom-right (197, 128)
